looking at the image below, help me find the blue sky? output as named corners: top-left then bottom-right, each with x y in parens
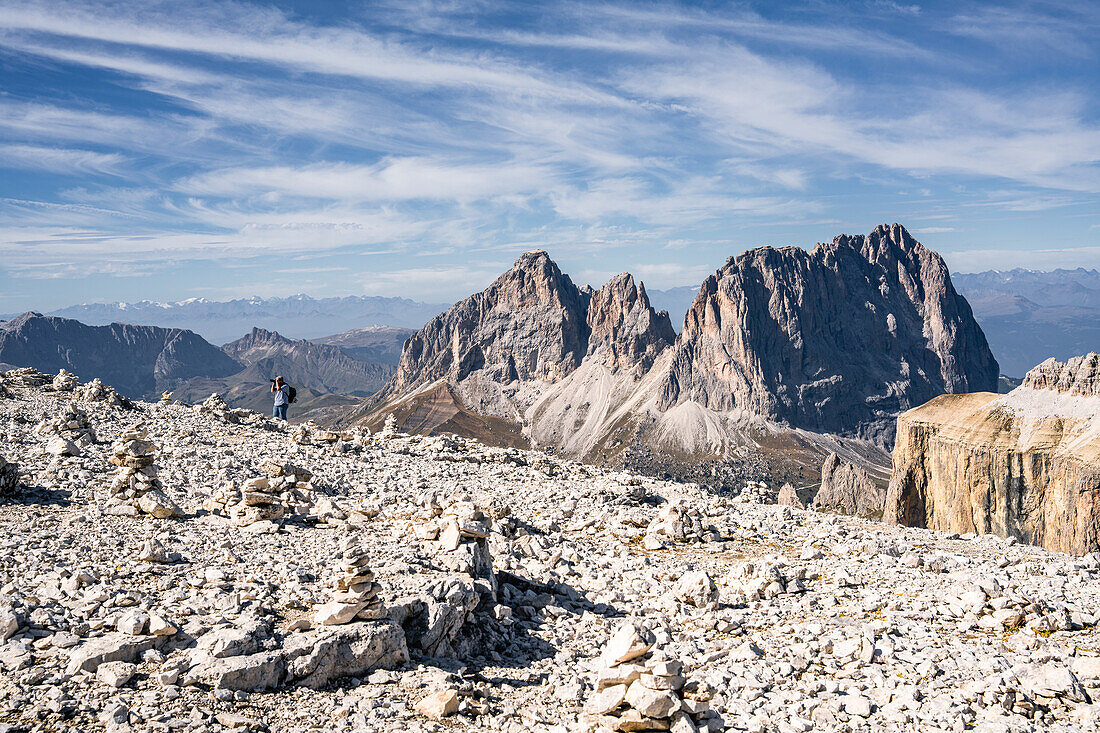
top-left (1, 0), bottom-right (1098, 312)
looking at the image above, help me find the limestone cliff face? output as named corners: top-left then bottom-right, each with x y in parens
top-left (383, 253), bottom-right (675, 399)
top-left (385, 251), bottom-right (593, 395)
top-left (656, 224), bottom-right (999, 442)
top-left (884, 353), bottom-right (1100, 555)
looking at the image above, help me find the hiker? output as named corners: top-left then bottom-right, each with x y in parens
top-left (270, 376), bottom-right (290, 420)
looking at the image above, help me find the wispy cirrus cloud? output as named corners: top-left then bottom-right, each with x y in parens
top-left (0, 144), bottom-right (126, 176)
top-left (175, 158), bottom-right (559, 202)
top-left (0, 0), bottom-right (1096, 310)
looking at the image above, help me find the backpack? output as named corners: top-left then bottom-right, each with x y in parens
top-left (288, 386), bottom-right (297, 404)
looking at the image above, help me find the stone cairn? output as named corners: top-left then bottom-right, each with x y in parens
top-left (159, 391), bottom-right (173, 404)
top-left (35, 403), bottom-right (96, 457)
top-left (418, 495), bottom-right (497, 601)
top-left (51, 369), bottom-right (78, 392)
top-left (105, 423), bottom-right (182, 519)
top-left (312, 537), bottom-right (385, 626)
top-left (4, 367), bottom-right (51, 388)
top-left (204, 460), bottom-right (315, 528)
top-left (0, 455), bottom-right (22, 498)
top-left (734, 480), bottom-right (776, 504)
top-left (76, 378), bottom-right (128, 406)
top-left (198, 393), bottom-right (258, 425)
top-left (291, 422), bottom-right (312, 444)
top-left (586, 621), bottom-right (714, 733)
top-left (292, 421), bottom-right (343, 446)
top-left (643, 500), bottom-right (716, 550)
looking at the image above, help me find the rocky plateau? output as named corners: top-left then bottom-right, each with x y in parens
top-left (886, 353), bottom-right (1100, 555)
top-left (2, 366), bottom-right (1099, 732)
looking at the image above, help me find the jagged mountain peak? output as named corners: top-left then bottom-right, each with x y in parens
top-left (1023, 352), bottom-right (1100, 397)
top-left (658, 225), bottom-right (998, 442)
top-left (366, 254), bottom-right (675, 422)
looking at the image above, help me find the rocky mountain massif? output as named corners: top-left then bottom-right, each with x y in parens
top-left (2, 368), bottom-right (1099, 732)
top-left (310, 326), bottom-right (415, 366)
top-left (0, 313), bottom-right (242, 398)
top-left (37, 295), bottom-right (446, 346)
top-left (657, 224), bottom-right (999, 443)
top-left (953, 269), bottom-right (1100, 378)
top-left (222, 328), bottom-right (393, 398)
top-left (886, 352), bottom-right (1100, 555)
top-left (351, 225), bottom-right (998, 485)
top-left (170, 328), bottom-right (397, 425)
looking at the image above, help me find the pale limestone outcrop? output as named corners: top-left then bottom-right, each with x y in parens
top-left (884, 353), bottom-right (1100, 554)
top-left (813, 454), bottom-right (885, 518)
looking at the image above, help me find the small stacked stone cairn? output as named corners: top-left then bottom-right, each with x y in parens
top-left (312, 537), bottom-right (385, 626)
top-left (420, 496), bottom-right (497, 600)
top-left (76, 378), bottom-right (128, 406)
top-left (382, 413), bottom-right (399, 436)
top-left (200, 393), bottom-right (231, 419)
top-left (643, 500), bottom-right (716, 550)
top-left (35, 403), bottom-right (97, 457)
top-left (198, 393), bottom-right (256, 424)
top-left (734, 480), bottom-right (776, 504)
top-left (105, 423), bottom-right (182, 519)
top-left (0, 455), bottom-right (22, 498)
top-left (36, 403), bottom-right (97, 444)
top-left (586, 622), bottom-right (714, 733)
top-left (777, 482), bottom-right (802, 508)
top-left (203, 461), bottom-right (317, 527)
top-left (291, 422), bottom-right (312, 444)
top-left (51, 369), bottom-right (78, 392)
top-left (159, 391), bottom-right (173, 404)
top-left (205, 478), bottom-right (286, 528)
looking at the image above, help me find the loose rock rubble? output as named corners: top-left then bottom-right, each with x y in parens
top-left (1, 368), bottom-right (1099, 733)
top-left (0, 455), bottom-right (20, 497)
top-left (644, 500), bottom-right (717, 550)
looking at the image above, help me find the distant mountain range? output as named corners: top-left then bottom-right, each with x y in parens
top-left (951, 268), bottom-right (1100, 377)
top-left (0, 312), bottom-right (242, 397)
top-left (23, 295), bottom-right (448, 345)
top-left (0, 314), bottom-right (404, 423)
top-left (646, 286), bottom-right (697, 332)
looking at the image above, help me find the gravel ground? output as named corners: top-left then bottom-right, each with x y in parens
top-left (1, 370), bottom-right (1098, 733)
